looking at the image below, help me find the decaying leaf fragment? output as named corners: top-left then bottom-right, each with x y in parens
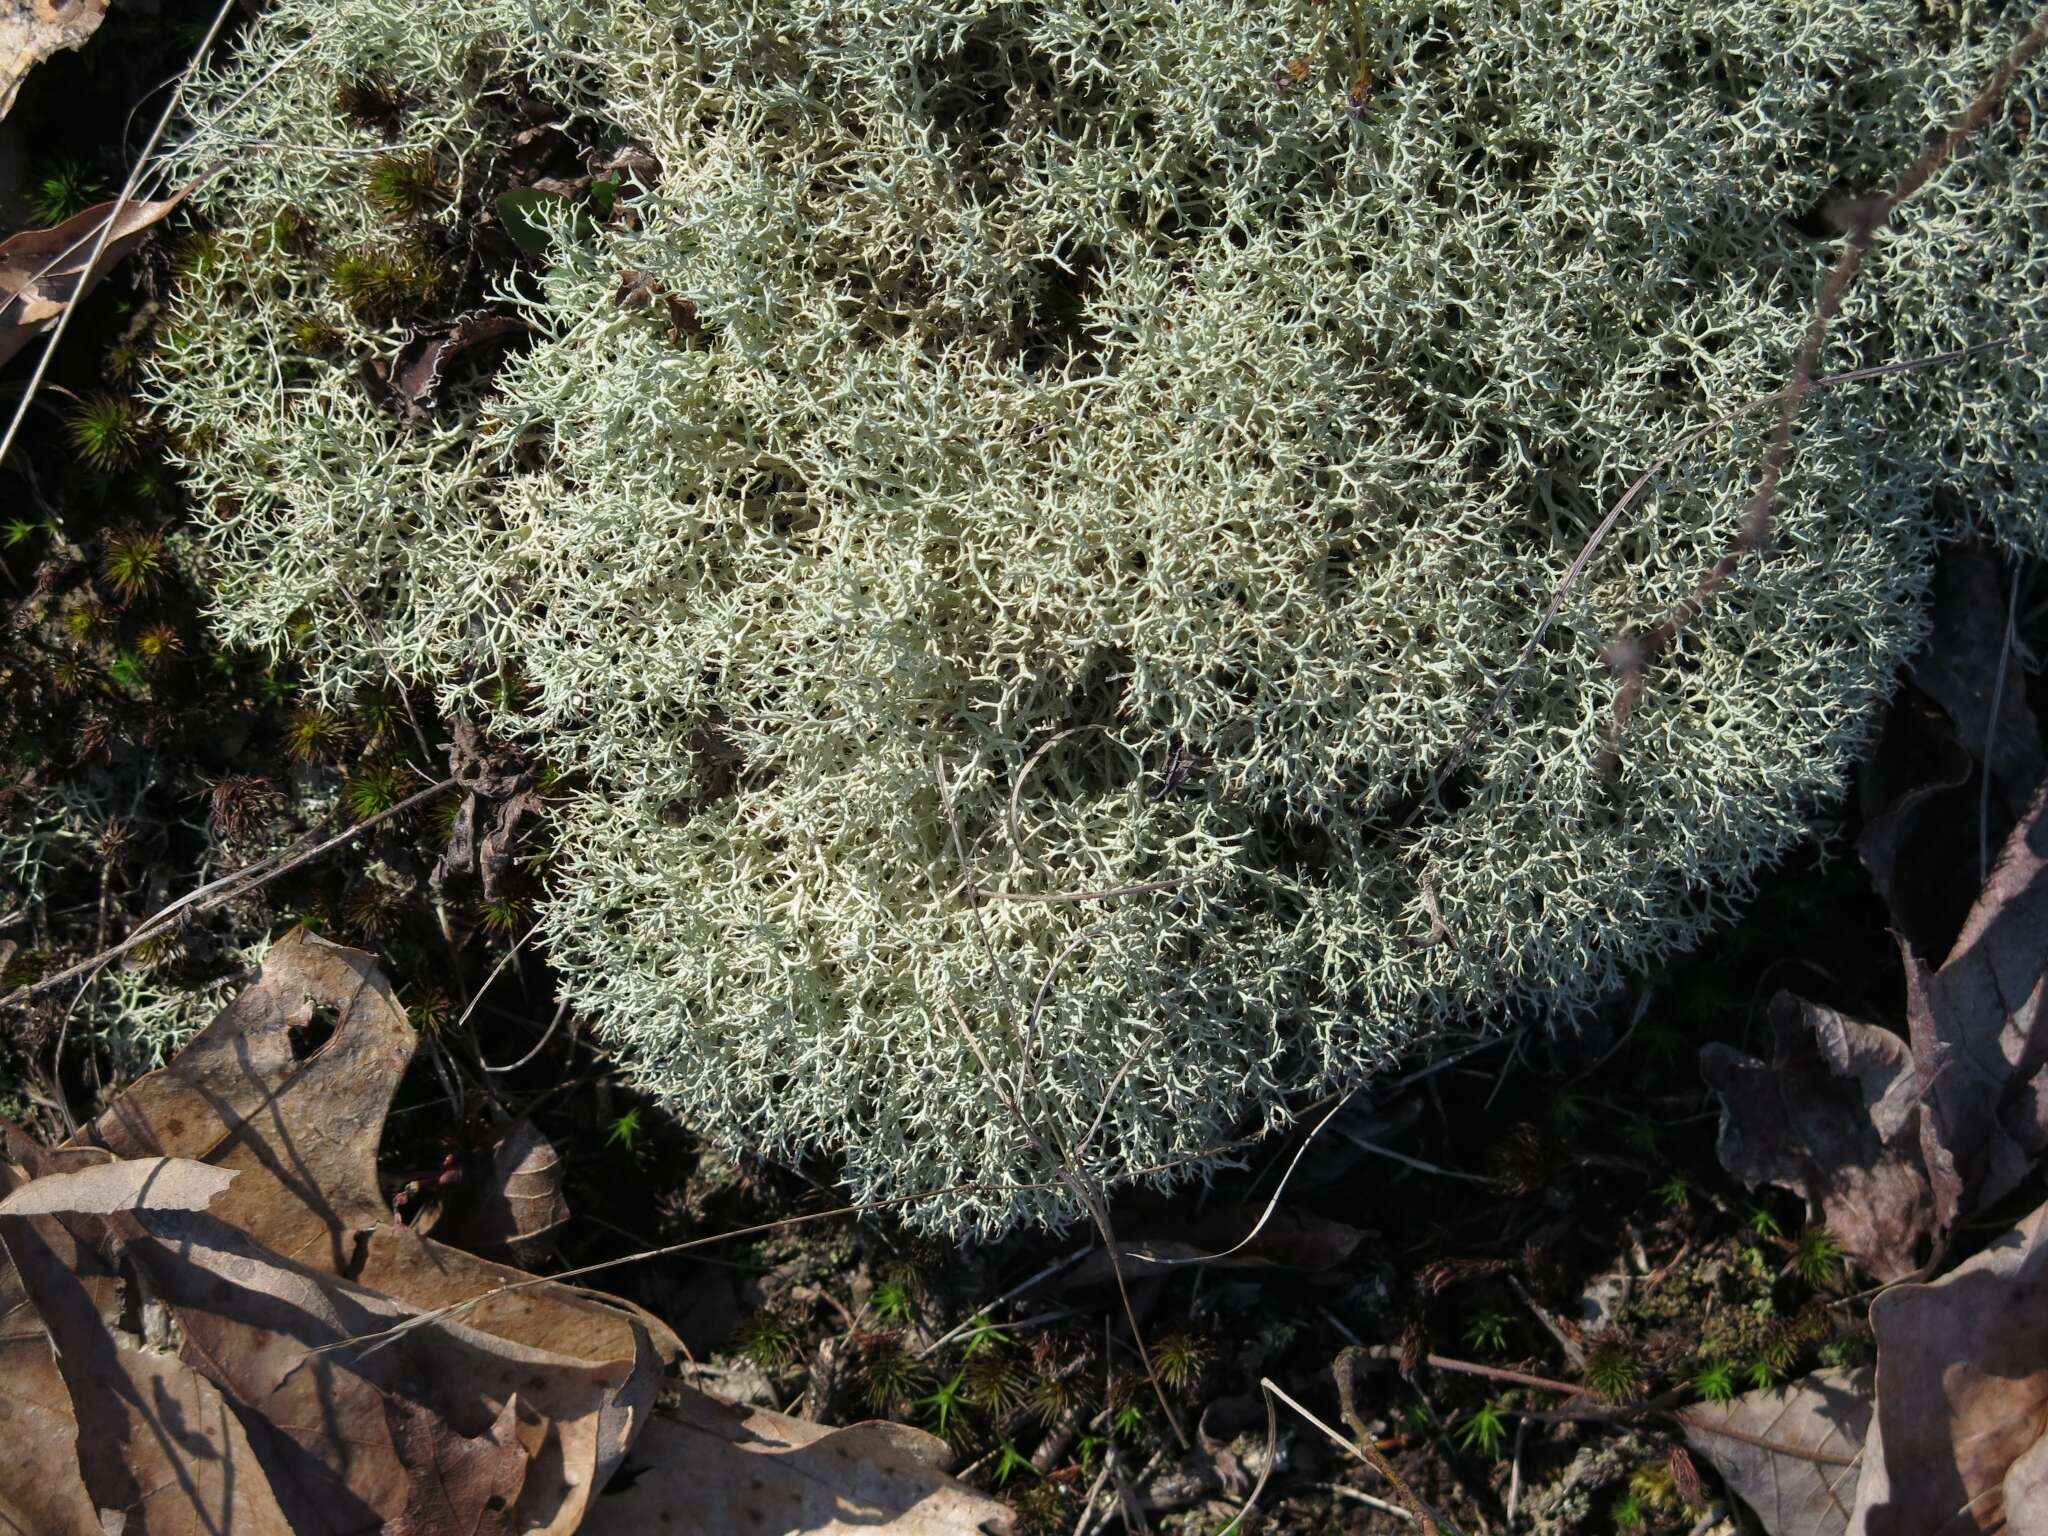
top-left (584, 1392), bottom-right (1012, 1536)
top-left (0, 190), bottom-right (187, 367)
top-left (0, 930), bottom-right (1012, 1536)
top-left (0, 0), bottom-right (108, 118)
top-left (1678, 1366), bottom-right (1870, 1536)
top-left (1901, 777), bottom-right (2048, 1237)
top-left (1706, 782), bottom-right (2048, 1274)
top-left (1850, 1200), bottom-right (2048, 1535)
top-left (1701, 995), bottom-right (1934, 1282)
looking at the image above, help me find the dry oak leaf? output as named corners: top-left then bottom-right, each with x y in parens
top-left (1902, 775), bottom-right (2048, 1239)
top-left (383, 1394), bottom-right (531, 1536)
top-left (1701, 994), bottom-right (1936, 1282)
top-left (0, 1148), bottom-right (295, 1536)
top-left (1678, 1366), bottom-right (1870, 1536)
top-left (0, 0), bottom-right (107, 117)
top-left (2, 931), bottom-right (1009, 1536)
top-left (583, 1391), bottom-right (1014, 1536)
top-left (1849, 1199), bottom-right (2048, 1535)
top-left (74, 928), bottom-right (672, 1535)
top-left (0, 190), bottom-right (187, 367)
top-left (0, 1152), bottom-right (236, 1218)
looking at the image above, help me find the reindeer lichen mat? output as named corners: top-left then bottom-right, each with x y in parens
top-left (148, 0), bottom-right (2048, 1233)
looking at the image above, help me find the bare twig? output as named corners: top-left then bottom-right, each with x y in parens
top-left (1600, 13), bottom-right (2048, 771)
top-left (1, 777), bottom-right (457, 1012)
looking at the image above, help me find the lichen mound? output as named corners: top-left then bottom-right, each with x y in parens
top-left (149, 0), bottom-right (2048, 1234)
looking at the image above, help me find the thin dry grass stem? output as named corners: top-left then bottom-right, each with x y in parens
top-left (1250, 1374), bottom-right (1445, 1535)
top-left (1599, 10), bottom-right (2048, 774)
top-left (481, 993), bottom-right (569, 1073)
top-left (1121, 1089), bottom-right (1358, 1268)
top-left (933, 754), bottom-right (1190, 1447)
top-left (2, 776), bottom-right (457, 1013)
top-left (1413, 331), bottom-right (2026, 825)
top-left (0, 0), bottom-right (240, 475)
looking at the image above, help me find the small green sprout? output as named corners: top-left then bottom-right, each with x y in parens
top-left (1110, 1401), bottom-right (1145, 1438)
top-left (290, 316), bottom-right (345, 354)
top-left (991, 1440), bottom-right (1036, 1487)
top-left (1748, 1205), bottom-right (1785, 1239)
top-left (477, 895), bottom-right (529, 937)
top-left (605, 1106), bottom-right (645, 1150)
top-left (344, 762), bottom-right (414, 819)
top-left (28, 157), bottom-right (108, 224)
top-left (870, 1277), bottom-right (916, 1326)
top-left (1748, 1359), bottom-right (1782, 1392)
top-left (1793, 1228), bottom-right (1845, 1288)
top-left (1586, 1339), bottom-right (1644, 1403)
top-left (99, 528), bottom-right (167, 601)
top-left (854, 1332), bottom-right (923, 1411)
top-left (1692, 1362), bottom-right (1737, 1404)
top-left (3, 517), bottom-right (48, 548)
top-left (1151, 1329), bottom-right (1212, 1393)
top-left (1657, 1174), bottom-right (1691, 1210)
top-left (106, 651), bottom-right (147, 690)
top-left (963, 1354), bottom-right (1028, 1413)
top-left (918, 1371), bottom-right (967, 1437)
top-left (364, 151), bottom-right (445, 217)
top-left (1463, 1309), bottom-right (1512, 1355)
top-left (734, 1307), bottom-right (802, 1370)
top-left (1453, 1400), bottom-right (1509, 1457)
top-left (282, 706), bottom-right (347, 761)
top-left (71, 396), bottom-right (149, 472)
top-left (960, 1313), bottom-right (1011, 1359)
top-left (1614, 1492), bottom-right (1649, 1532)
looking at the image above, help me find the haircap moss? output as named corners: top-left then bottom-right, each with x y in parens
top-left (146, 0), bottom-right (2048, 1235)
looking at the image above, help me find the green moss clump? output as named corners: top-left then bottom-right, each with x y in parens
top-left (147, 0), bottom-right (2048, 1234)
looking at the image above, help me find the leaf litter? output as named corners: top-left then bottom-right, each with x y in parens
top-left (0, 929), bottom-right (1012, 1536)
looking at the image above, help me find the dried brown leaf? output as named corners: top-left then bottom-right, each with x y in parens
top-left (384, 1393), bottom-right (529, 1536)
top-left (0, 1159), bottom-right (118, 1536)
top-left (0, 191), bottom-right (186, 367)
top-left (390, 311), bottom-right (525, 414)
top-left (433, 717), bottom-right (542, 902)
top-left (582, 1392), bottom-right (1013, 1536)
top-left (0, 930), bottom-right (1008, 1536)
top-left (436, 1118), bottom-right (569, 1263)
top-left (0, 0), bottom-right (109, 118)
top-left (1903, 777), bottom-right (2048, 1237)
top-left (1850, 1201), bottom-right (2048, 1535)
top-left (0, 1154), bottom-right (236, 1218)
top-left (1678, 1366), bottom-right (1871, 1536)
top-left (1701, 994), bottom-right (1935, 1281)
top-left (0, 1197), bottom-right (295, 1535)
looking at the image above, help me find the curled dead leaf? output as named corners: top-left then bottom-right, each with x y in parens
top-left (1902, 776), bottom-right (2048, 1240)
top-left (1850, 1200), bottom-right (2048, 1535)
top-left (0, 191), bottom-right (187, 368)
top-left (1701, 994), bottom-right (1935, 1282)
